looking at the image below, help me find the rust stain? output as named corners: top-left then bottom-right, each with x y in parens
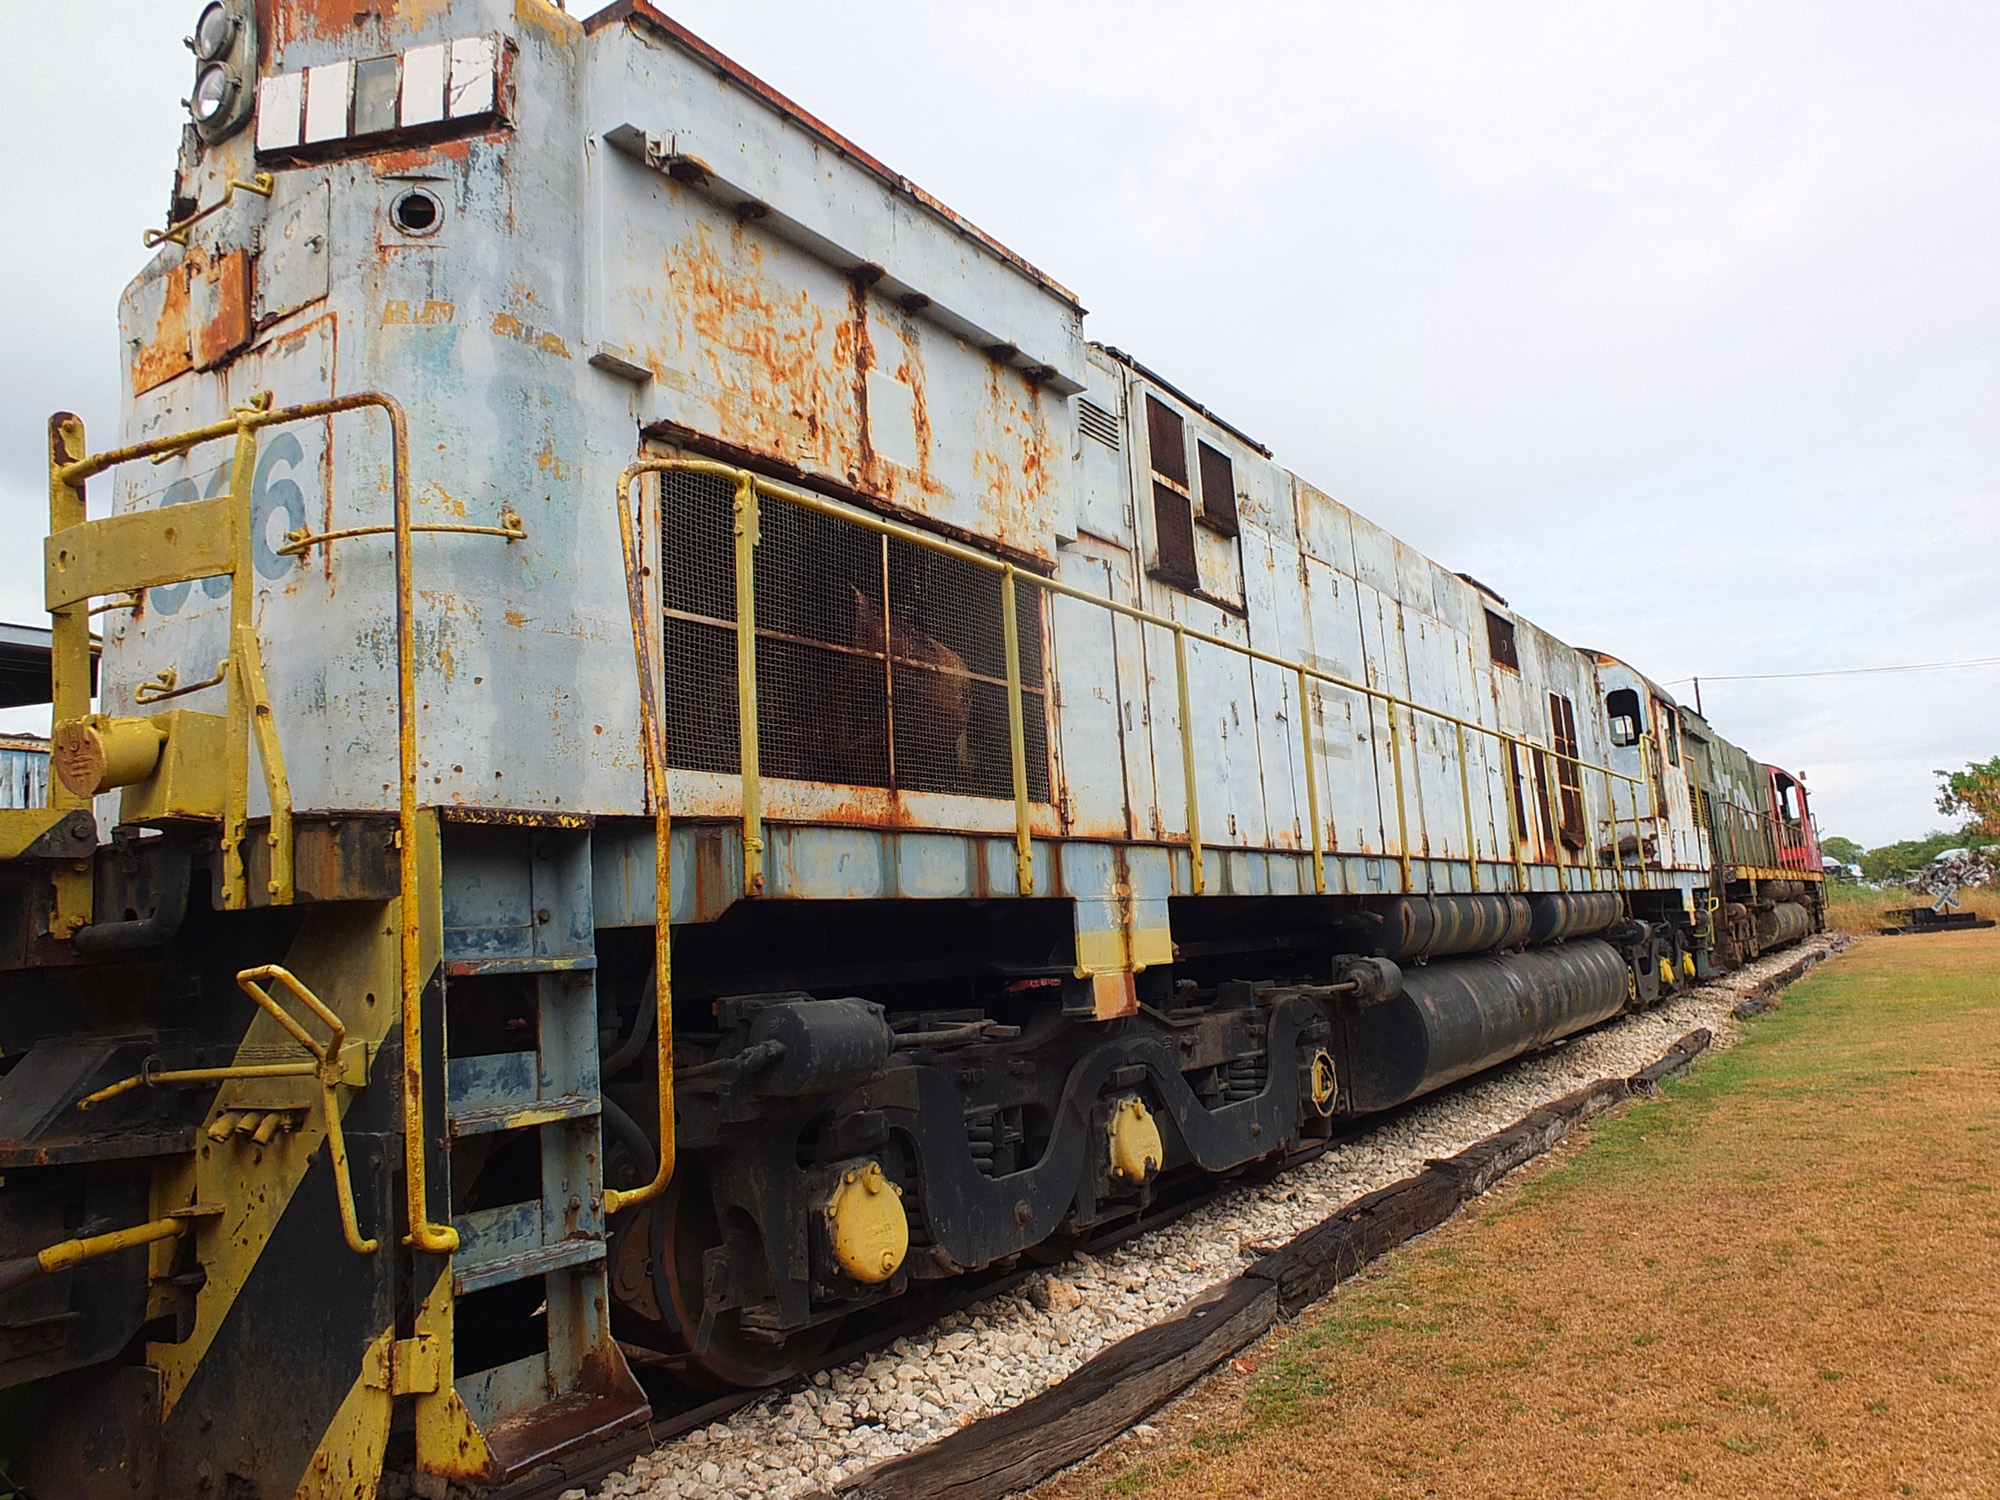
top-left (383, 299), bottom-right (456, 325)
top-left (894, 326), bottom-right (934, 483)
top-left (368, 139), bottom-right (475, 174)
top-left (131, 264), bottom-right (193, 396)
top-left (666, 218), bottom-right (861, 484)
top-left (194, 249), bottom-right (253, 369)
top-left (850, 271), bottom-right (877, 486)
top-left (490, 310), bottom-right (572, 358)
top-left (273, 0), bottom-right (455, 51)
top-left (505, 610), bottom-right (529, 627)
top-left (132, 246), bottom-right (254, 393)
top-left (424, 482), bottom-right (468, 519)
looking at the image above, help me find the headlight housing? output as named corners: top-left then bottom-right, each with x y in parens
top-left (190, 64), bottom-right (233, 123)
top-left (191, 3), bottom-right (236, 63)
top-left (184, 1), bottom-right (255, 143)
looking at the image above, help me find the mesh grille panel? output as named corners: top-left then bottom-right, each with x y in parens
top-left (656, 470), bottom-right (1050, 803)
top-left (661, 472), bottom-right (739, 775)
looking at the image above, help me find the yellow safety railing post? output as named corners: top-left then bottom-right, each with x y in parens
top-left (1540, 745), bottom-right (1566, 887)
top-left (1639, 744), bottom-right (1661, 872)
top-left (1501, 736), bottom-right (1527, 892)
top-left (1574, 750), bottom-right (1601, 892)
top-left (1001, 567), bottom-right (1035, 896)
top-left (44, 413), bottom-right (94, 937)
top-left (1173, 624), bottom-right (1204, 894)
top-left (1387, 698), bottom-right (1412, 893)
top-left (606, 463), bottom-right (678, 1217)
top-left (220, 417), bottom-right (261, 911)
top-left (1297, 665), bottom-right (1325, 894)
top-left (48, 392), bottom-right (461, 1255)
top-left (732, 474), bottom-right (764, 898)
top-left (1625, 769), bottom-right (1644, 888)
top-left (233, 626), bottom-right (293, 905)
top-left (232, 965), bottom-right (378, 1255)
top-left (1454, 719), bottom-right (1478, 893)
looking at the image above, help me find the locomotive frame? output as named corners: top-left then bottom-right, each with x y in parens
top-left (0, 4), bottom-right (1824, 1497)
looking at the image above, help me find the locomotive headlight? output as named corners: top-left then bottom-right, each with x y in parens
top-left (190, 64), bottom-right (233, 123)
top-left (190, 2), bottom-right (236, 62)
top-left (183, 0), bottom-right (256, 143)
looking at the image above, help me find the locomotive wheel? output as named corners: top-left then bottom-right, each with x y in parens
top-left (624, 1161), bottom-right (841, 1393)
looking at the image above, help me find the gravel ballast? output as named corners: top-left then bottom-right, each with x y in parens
top-left (578, 938), bottom-right (1841, 1500)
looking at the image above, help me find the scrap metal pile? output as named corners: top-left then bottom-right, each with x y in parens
top-left (1883, 850), bottom-right (1997, 934)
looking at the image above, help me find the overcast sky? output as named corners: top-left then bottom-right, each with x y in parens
top-left (3, 1), bottom-right (1995, 846)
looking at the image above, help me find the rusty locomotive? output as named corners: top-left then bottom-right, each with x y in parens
top-left (0, 3), bottom-right (1824, 1495)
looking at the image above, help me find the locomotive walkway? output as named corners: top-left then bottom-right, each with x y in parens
top-left (1040, 928), bottom-right (2000, 1500)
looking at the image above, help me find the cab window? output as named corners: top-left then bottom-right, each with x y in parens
top-left (1605, 688), bottom-right (1642, 747)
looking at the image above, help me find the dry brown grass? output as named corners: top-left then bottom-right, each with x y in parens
top-left (1822, 883), bottom-right (2000, 936)
top-left (1044, 930), bottom-right (2000, 1500)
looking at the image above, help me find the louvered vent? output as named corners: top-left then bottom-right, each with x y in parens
top-left (1077, 398), bottom-right (1121, 451)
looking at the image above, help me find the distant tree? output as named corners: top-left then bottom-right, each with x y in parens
top-left (1820, 835), bottom-right (1865, 865)
top-left (1936, 756), bottom-right (2000, 844)
top-left (1861, 830), bottom-right (1977, 884)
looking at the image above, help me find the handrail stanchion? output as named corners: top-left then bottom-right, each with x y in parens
top-left (732, 474), bottom-right (764, 897)
top-left (44, 414), bottom-right (94, 937)
top-left (219, 420), bottom-right (261, 911)
top-left (1297, 665), bottom-right (1325, 895)
top-left (1173, 624), bottom-right (1204, 895)
top-left (1001, 567), bottom-right (1035, 896)
top-left (1455, 719), bottom-right (1478, 893)
top-left (606, 464), bottom-right (677, 1218)
top-left (1502, 735), bottom-right (1527, 892)
top-left (1540, 745), bottom-right (1567, 889)
top-left (1387, 697), bottom-right (1412, 893)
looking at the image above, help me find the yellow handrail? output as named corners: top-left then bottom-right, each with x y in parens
top-left (1001, 567), bottom-right (1035, 896)
top-left (611, 456), bottom-right (1663, 904)
top-left (603, 460), bottom-right (681, 1218)
top-left (50, 391), bottom-right (461, 1256)
top-left (0, 1216), bottom-right (187, 1298)
top-left (731, 474), bottom-right (764, 897)
top-left (1173, 624), bottom-right (1203, 894)
top-left (1297, 665), bottom-right (1325, 894)
top-left (76, 965), bottom-right (376, 1256)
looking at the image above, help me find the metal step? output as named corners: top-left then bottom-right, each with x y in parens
top-left (451, 1197), bottom-right (608, 1296)
top-left (431, 821), bottom-right (642, 1486)
top-left (445, 1049), bottom-right (600, 1136)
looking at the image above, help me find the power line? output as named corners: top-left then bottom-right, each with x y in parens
top-left (1662, 655), bottom-right (2000, 687)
